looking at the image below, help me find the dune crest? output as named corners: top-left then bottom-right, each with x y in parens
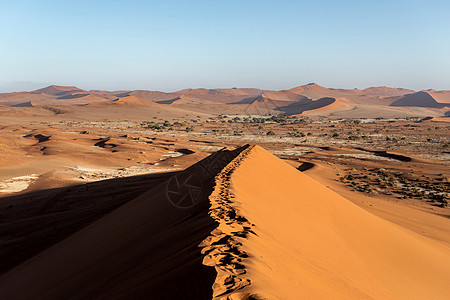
top-left (199, 146), bottom-right (255, 298)
top-left (202, 145), bottom-right (450, 299)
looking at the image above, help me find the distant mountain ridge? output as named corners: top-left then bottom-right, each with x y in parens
top-left (0, 83), bottom-right (448, 117)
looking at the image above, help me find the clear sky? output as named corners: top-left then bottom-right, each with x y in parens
top-left (1, 0), bottom-right (449, 92)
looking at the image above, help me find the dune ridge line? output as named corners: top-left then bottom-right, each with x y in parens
top-left (199, 144), bottom-right (257, 299)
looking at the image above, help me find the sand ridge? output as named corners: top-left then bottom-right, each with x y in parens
top-left (213, 145), bottom-right (450, 299)
top-left (199, 145), bottom-right (256, 299)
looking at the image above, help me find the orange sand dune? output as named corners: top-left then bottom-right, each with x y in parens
top-left (0, 146), bottom-right (450, 299)
top-left (261, 90), bottom-right (308, 102)
top-left (2, 84), bottom-right (449, 117)
top-left (426, 90), bottom-right (450, 104)
top-left (203, 145), bottom-right (450, 299)
top-left (33, 85), bottom-right (85, 96)
top-left (1, 145), bottom-right (450, 299)
top-left (288, 83), bottom-right (333, 99)
top-left (361, 86), bottom-right (414, 96)
top-left (157, 95), bottom-right (221, 105)
top-left (121, 89), bottom-right (176, 101)
top-left (109, 95), bottom-right (156, 106)
top-left (174, 88), bottom-right (264, 104)
top-left (299, 97), bottom-right (350, 115)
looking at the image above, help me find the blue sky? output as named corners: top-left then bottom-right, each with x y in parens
top-left (1, 0), bottom-right (449, 92)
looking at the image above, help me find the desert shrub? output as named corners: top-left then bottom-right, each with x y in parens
top-left (266, 130), bottom-right (276, 136)
top-left (147, 123), bottom-right (163, 130)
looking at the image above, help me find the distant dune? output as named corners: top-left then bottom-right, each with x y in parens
top-left (288, 83), bottom-right (333, 99)
top-left (33, 85), bottom-right (85, 96)
top-left (110, 95), bottom-right (156, 106)
top-left (391, 91), bottom-right (449, 108)
top-left (361, 86), bottom-right (415, 96)
top-left (426, 90), bottom-right (450, 104)
top-left (157, 95), bottom-right (220, 106)
top-left (0, 83), bottom-right (449, 117)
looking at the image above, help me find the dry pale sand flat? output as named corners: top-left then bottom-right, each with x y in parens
top-left (204, 145), bottom-right (450, 299)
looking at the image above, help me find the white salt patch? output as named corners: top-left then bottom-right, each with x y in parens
top-left (160, 151), bottom-right (185, 160)
top-left (197, 145), bottom-right (224, 151)
top-left (67, 165), bottom-right (180, 181)
top-left (0, 174), bottom-right (38, 193)
top-left (69, 166), bottom-right (103, 172)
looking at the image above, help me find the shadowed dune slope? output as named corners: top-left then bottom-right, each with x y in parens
top-left (205, 145), bottom-right (450, 299)
top-left (0, 172), bottom-right (177, 275)
top-left (0, 146), bottom-right (248, 299)
top-left (391, 91), bottom-right (448, 108)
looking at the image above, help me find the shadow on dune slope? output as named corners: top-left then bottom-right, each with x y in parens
top-left (0, 171), bottom-right (177, 274)
top-left (0, 145), bottom-right (249, 299)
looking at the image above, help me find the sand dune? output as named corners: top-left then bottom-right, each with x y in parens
top-left (235, 94), bottom-right (337, 115)
top-left (283, 97), bottom-right (337, 115)
top-left (288, 83), bottom-right (333, 99)
top-left (0, 84), bottom-right (449, 117)
top-left (174, 88), bottom-right (264, 104)
top-left (119, 90), bottom-right (177, 101)
top-left (33, 85), bottom-right (85, 96)
top-left (1, 144), bottom-right (449, 299)
top-left (260, 90), bottom-right (309, 102)
top-left (205, 145), bottom-right (450, 299)
top-left (361, 86), bottom-right (415, 96)
top-left (157, 95), bottom-right (220, 106)
top-left (426, 90), bottom-right (450, 104)
top-left (109, 95), bottom-right (156, 106)
top-left (120, 88), bottom-right (264, 104)
top-left (391, 91), bottom-right (448, 108)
